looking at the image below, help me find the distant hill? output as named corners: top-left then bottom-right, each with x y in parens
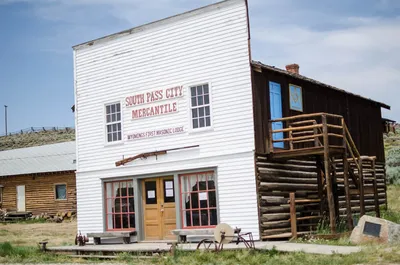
top-left (384, 124), bottom-right (400, 184)
top-left (0, 127), bottom-right (75, 151)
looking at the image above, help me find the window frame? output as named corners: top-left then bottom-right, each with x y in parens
top-left (54, 183), bottom-right (67, 201)
top-left (188, 83), bottom-right (213, 132)
top-left (179, 171), bottom-right (218, 229)
top-left (104, 102), bottom-right (123, 144)
top-left (104, 180), bottom-right (136, 231)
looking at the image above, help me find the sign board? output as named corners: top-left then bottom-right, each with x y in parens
top-left (126, 126), bottom-right (185, 141)
top-left (289, 84), bottom-right (303, 112)
top-left (363, 221), bottom-right (381, 237)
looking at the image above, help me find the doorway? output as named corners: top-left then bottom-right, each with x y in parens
top-left (16, 185), bottom-right (25, 212)
top-left (269, 81), bottom-right (284, 148)
top-left (142, 177), bottom-right (176, 240)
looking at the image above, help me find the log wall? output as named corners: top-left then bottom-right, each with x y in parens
top-left (256, 155), bottom-right (388, 239)
top-left (0, 172), bottom-right (76, 215)
top-left (256, 155), bottom-right (322, 240)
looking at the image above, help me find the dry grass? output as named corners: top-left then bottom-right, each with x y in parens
top-left (0, 220), bottom-right (76, 247)
top-left (387, 185), bottom-right (400, 212)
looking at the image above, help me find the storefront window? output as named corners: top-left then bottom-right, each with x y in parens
top-left (105, 180), bottom-right (135, 231)
top-left (180, 171), bottom-right (217, 228)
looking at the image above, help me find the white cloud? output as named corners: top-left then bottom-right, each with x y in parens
top-left (2, 0), bottom-right (400, 120)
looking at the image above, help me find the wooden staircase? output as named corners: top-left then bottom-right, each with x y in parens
top-left (268, 113), bottom-right (381, 233)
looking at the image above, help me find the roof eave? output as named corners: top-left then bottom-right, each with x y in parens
top-left (251, 61), bottom-right (390, 110)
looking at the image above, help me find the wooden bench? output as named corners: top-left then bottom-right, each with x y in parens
top-left (87, 231), bottom-right (137, 245)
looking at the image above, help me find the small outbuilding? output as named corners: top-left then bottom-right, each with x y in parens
top-left (0, 141), bottom-right (76, 216)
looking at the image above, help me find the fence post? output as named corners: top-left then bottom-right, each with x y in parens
top-left (322, 114), bottom-right (336, 233)
top-left (289, 192), bottom-right (297, 239)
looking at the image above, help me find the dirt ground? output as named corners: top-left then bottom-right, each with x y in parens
top-left (0, 220), bottom-right (77, 247)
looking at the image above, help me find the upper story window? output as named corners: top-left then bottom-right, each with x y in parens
top-left (106, 103), bottom-right (122, 142)
top-left (190, 84), bottom-right (211, 129)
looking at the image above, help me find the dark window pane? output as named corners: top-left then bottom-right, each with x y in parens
top-left (191, 97), bottom-right (197, 107)
top-left (204, 94), bottom-right (210, 104)
top-left (205, 106), bottom-right (210, 116)
top-left (111, 104), bottom-right (116, 113)
top-left (113, 132), bottom-right (118, 141)
top-left (192, 210), bottom-right (200, 226)
top-left (199, 118), bottom-right (205, 127)
top-left (197, 86), bottom-right (203, 95)
top-left (201, 210), bottom-right (209, 226)
top-left (204, 84), bottom-right (209, 94)
top-left (117, 132), bottom-right (122, 141)
top-left (117, 113), bottom-right (121, 121)
top-left (55, 185), bottom-right (66, 199)
top-left (206, 117), bottom-right (211, 127)
top-left (112, 114), bottom-right (117, 122)
top-left (107, 125), bottom-right (112, 133)
top-left (106, 105), bottom-right (111, 114)
top-left (107, 133), bottom-right (112, 142)
top-left (121, 198), bottom-right (128, 212)
top-left (198, 96), bottom-right (204, 106)
top-left (106, 114), bottom-right (111, 123)
top-left (193, 119), bottom-right (199, 129)
top-left (114, 198), bottom-right (121, 212)
top-left (128, 187), bottom-right (134, 196)
top-left (210, 209), bottom-right (217, 225)
top-left (209, 190), bottom-right (216, 207)
top-left (113, 124), bottom-right (117, 131)
top-left (116, 103), bottom-right (121, 112)
top-left (145, 181), bottom-right (157, 204)
top-left (192, 109), bottom-right (198, 118)
top-left (191, 87), bottom-right (196, 96)
top-left (199, 107), bottom-right (205, 117)
top-left (122, 214), bottom-right (129, 228)
top-left (117, 123), bottom-right (121, 131)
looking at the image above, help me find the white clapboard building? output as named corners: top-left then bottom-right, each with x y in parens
top-left (73, 0), bottom-right (389, 242)
top-left (73, 0), bottom-right (258, 241)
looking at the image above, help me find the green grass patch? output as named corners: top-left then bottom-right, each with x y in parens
top-left (0, 242), bottom-right (71, 263)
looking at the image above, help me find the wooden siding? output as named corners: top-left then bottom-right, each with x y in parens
top-left (74, 0), bottom-right (260, 238)
top-left (252, 69), bottom-right (385, 162)
top-left (0, 172), bottom-right (76, 216)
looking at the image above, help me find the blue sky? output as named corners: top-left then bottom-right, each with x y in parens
top-left (0, 0), bottom-right (399, 134)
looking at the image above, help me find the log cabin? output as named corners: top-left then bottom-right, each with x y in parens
top-left (0, 141), bottom-right (77, 216)
top-left (72, 0), bottom-right (390, 241)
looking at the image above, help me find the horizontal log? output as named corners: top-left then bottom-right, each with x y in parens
top-left (256, 162), bottom-right (316, 172)
top-left (261, 228), bottom-right (291, 236)
top-left (260, 182), bottom-right (318, 191)
top-left (261, 220), bottom-right (290, 229)
top-left (272, 124), bottom-right (323, 134)
top-left (259, 168), bottom-right (317, 178)
top-left (260, 197), bottom-right (288, 205)
top-left (259, 191), bottom-right (317, 198)
top-left (260, 205), bottom-right (304, 214)
top-left (272, 133), bottom-right (323, 143)
top-left (261, 213), bottom-right (292, 222)
top-left (258, 175), bottom-right (317, 185)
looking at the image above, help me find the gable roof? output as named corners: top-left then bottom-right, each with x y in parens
top-left (0, 141), bottom-right (76, 177)
top-left (72, 0), bottom-right (243, 50)
top-left (251, 61), bottom-right (390, 110)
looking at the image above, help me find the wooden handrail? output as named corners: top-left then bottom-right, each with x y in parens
top-left (269, 112), bottom-right (343, 123)
top-left (272, 133), bottom-right (323, 143)
top-left (272, 124), bottom-right (323, 134)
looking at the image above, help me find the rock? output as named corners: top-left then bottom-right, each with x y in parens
top-left (350, 215), bottom-right (400, 244)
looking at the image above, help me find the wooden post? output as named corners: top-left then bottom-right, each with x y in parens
top-left (289, 192), bottom-right (297, 239)
top-left (313, 120), bottom-right (319, 147)
top-left (322, 114), bottom-right (336, 233)
top-left (289, 123), bottom-right (294, 150)
top-left (268, 121), bottom-right (274, 154)
top-left (341, 117), bottom-right (353, 229)
top-left (316, 157), bottom-right (324, 217)
top-left (372, 159), bottom-right (380, 218)
top-left (359, 157), bottom-right (365, 217)
top-left (343, 155), bottom-right (353, 230)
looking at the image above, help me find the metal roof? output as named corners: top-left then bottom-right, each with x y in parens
top-left (0, 141), bottom-right (76, 177)
top-left (251, 61), bottom-right (390, 110)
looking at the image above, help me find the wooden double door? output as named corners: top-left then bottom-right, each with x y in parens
top-left (142, 177), bottom-right (176, 240)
